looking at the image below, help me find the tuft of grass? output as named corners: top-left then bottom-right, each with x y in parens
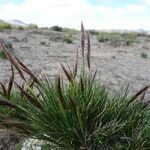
top-left (141, 52), bottom-right (148, 58)
top-left (97, 32), bottom-right (137, 46)
top-left (0, 24), bottom-right (149, 150)
top-left (63, 36), bottom-right (73, 44)
top-left (51, 25), bottom-right (63, 32)
top-left (0, 22), bottom-right (12, 30)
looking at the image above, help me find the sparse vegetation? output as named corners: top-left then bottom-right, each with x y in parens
top-left (88, 29), bottom-right (99, 35)
top-left (27, 23), bottom-right (38, 29)
top-left (0, 51), bottom-right (6, 59)
top-left (0, 24), bottom-right (149, 149)
top-left (63, 36), bottom-right (73, 44)
top-left (141, 52), bottom-right (148, 58)
top-left (40, 41), bottom-right (46, 45)
top-left (16, 25), bottom-right (24, 30)
top-left (0, 22), bottom-right (12, 30)
top-left (51, 25), bottom-right (63, 32)
top-left (97, 32), bottom-right (137, 46)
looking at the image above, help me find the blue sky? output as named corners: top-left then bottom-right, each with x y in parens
top-left (0, 0), bottom-right (23, 5)
top-left (87, 0), bottom-right (140, 7)
top-left (0, 0), bottom-right (150, 30)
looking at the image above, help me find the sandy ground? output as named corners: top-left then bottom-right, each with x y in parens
top-left (0, 28), bottom-right (150, 99)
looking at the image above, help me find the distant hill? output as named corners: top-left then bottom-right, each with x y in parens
top-left (0, 19), bottom-right (6, 23)
top-left (6, 19), bottom-right (28, 26)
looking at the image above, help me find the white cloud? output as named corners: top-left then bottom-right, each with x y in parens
top-left (0, 0), bottom-right (150, 30)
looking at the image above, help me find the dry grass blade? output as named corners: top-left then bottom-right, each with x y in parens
top-left (56, 75), bottom-right (66, 109)
top-left (80, 76), bottom-right (84, 92)
top-left (15, 82), bottom-right (43, 110)
top-left (0, 45), bottom-right (26, 80)
top-left (70, 98), bottom-right (77, 116)
top-left (140, 90), bottom-right (146, 101)
top-left (73, 48), bottom-right (79, 78)
top-left (0, 99), bottom-right (17, 109)
top-left (29, 79), bottom-right (35, 88)
top-left (0, 83), bottom-right (7, 96)
top-left (16, 58), bottom-right (39, 84)
top-left (81, 22), bottom-right (85, 58)
top-left (2, 119), bottom-right (31, 134)
top-left (92, 69), bottom-right (98, 83)
top-left (127, 85), bottom-right (150, 106)
top-left (7, 65), bottom-right (14, 98)
top-left (61, 63), bottom-right (73, 84)
top-left (87, 32), bottom-right (91, 70)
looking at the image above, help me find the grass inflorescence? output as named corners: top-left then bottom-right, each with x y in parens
top-left (0, 24), bottom-right (149, 149)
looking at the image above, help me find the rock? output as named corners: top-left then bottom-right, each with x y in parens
top-left (9, 36), bottom-right (20, 42)
top-left (0, 37), bottom-right (14, 54)
top-left (0, 129), bottom-right (21, 150)
top-left (21, 37), bottom-right (28, 42)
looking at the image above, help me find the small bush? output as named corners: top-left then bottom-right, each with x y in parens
top-left (98, 36), bottom-right (109, 42)
top-left (0, 22), bottom-right (12, 29)
top-left (88, 29), bottom-right (99, 35)
top-left (27, 24), bottom-right (38, 29)
top-left (97, 32), bottom-right (137, 46)
top-left (141, 52), bottom-right (148, 58)
top-left (40, 41), bottom-right (46, 45)
top-left (0, 51), bottom-right (6, 59)
top-left (51, 25), bottom-right (63, 32)
top-left (16, 26), bottom-right (24, 30)
top-left (98, 32), bottom-right (120, 43)
top-left (63, 36), bottom-right (73, 44)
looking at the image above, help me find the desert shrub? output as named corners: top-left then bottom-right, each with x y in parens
top-left (98, 32), bottom-right (120, 43)
top-left (63, 36), bottom-right (73, 44)
top-left (40, 41), bottom-right (46, 45)
top-left (27, 24), bottom-right (38, 29)
top-left (16, 26), bottom-right (24, 30)
top-left (0, 22), bottom-right (12, 30)
top-left (98, 32), bottom-right (137, 46)
top-left (0, 51), bottom-right (6, 59)
top-left (63, 28), bottom-right (78, 34)
top-left (88, 29), bottom-right (99, 35)
top-left (0, 24), bottom-right (149, 149)
top-left (141, 52), bottom-right (148, 58)
top-left (51, 25), bottom-right (63, 32)
top-left (122, 32), bottom-right (137, 45)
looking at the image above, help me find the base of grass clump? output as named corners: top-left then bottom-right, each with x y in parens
top-left (0, 23), bottom-right (149, 150)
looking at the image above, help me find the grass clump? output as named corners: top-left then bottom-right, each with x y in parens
top-left (0, 24), bottom-right (149, 149)
top-left (0, 22), bottom-right (12, 30)
top-left (51, 25), bottom-right (63, 32)
top-left (63, 36), bottom-right (73, 44)
top-left (141, 52), bottom-right (148, 58)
